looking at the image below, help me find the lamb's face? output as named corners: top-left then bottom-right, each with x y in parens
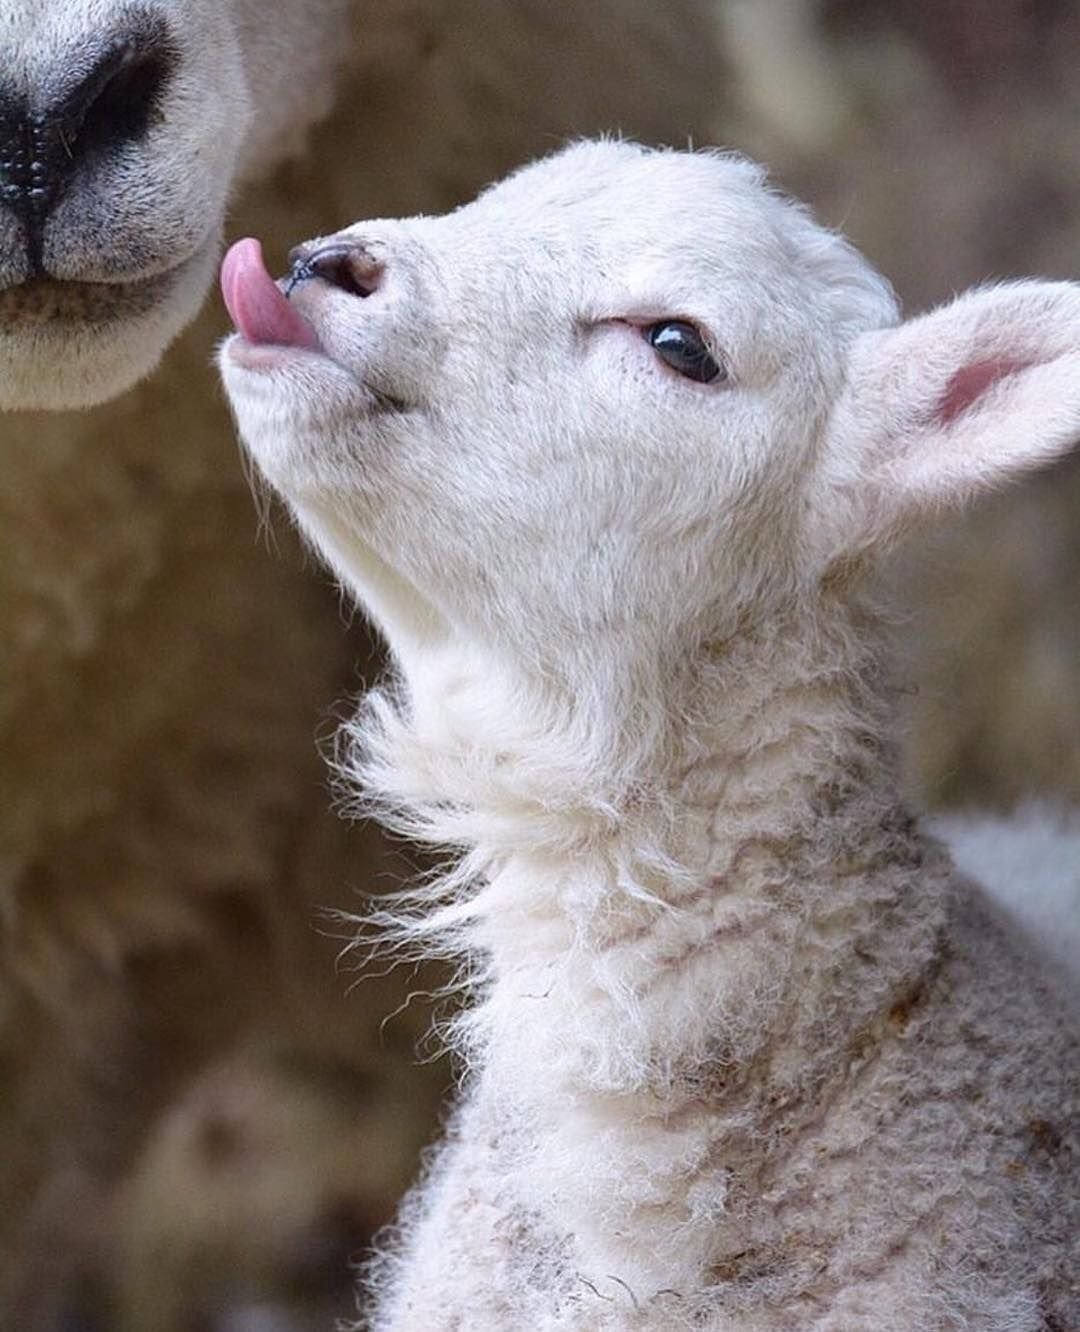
top-left (0, 0), bottom-right (349, 411)
top-left (222, 142), bottom-right (897, 673)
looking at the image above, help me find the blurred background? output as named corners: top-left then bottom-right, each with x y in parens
top-left (3, 1), bottom-right (1079, 1328)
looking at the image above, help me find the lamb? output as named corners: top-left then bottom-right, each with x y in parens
top-left (219, 140), bottom-right (1080, 1328)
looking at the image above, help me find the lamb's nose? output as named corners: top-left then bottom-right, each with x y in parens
top-left (290, 242), bottom-right (383, 298)
top-left (0, 18), bottom-right (176, 269)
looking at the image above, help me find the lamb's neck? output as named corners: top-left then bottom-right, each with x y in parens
top-left (369, 610), bottom-right (952, 1296)
top-left (382, 608), bottom-right (949, 1090)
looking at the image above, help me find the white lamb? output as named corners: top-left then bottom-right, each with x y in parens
top-left (219, 140), bottom-right (1080, 1330)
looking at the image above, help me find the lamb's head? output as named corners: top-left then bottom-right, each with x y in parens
top-left (220, 140), bottom-right (1080, 708)
top-left (0, 0), bottom-right (349, 411)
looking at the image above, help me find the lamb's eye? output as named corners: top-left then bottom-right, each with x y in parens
top-left (644, 320), bottom-right (724, 384)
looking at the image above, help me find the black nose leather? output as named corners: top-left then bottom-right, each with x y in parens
top-left (0, 15), bottom-right (176, 270)
top-left (288, 242), bottom-right (383, 298)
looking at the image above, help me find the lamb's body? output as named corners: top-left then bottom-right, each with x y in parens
top-left (221, 141), bottom-right (1080, 1329)
top-left (382, 913), bottom-right (1076, 1331)
top-left (361, 619), bottom-right (1078, 1331)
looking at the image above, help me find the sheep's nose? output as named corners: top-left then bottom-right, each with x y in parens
top-left (0, 18), bottom-right (176, 269)
top-left (289, 242), bottom-right (384, 298)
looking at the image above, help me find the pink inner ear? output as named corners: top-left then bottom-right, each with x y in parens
top-left (936, 357), bottom-right (1032, 424)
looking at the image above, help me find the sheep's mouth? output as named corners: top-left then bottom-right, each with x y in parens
top-left (0, 232), bottom-right (217, 330)
top-left (0, 271), bottom-right (178, 327)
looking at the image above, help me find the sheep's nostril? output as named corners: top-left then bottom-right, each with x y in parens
top-left (295, 243), bottom-right (383, 298)
top-left (73, 31), bottom-right (177, 157)
top-left (0, 15), bottom-right (176, 271)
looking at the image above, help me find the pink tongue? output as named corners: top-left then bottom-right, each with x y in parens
top-left (220, 237), bottom-right (321, 350)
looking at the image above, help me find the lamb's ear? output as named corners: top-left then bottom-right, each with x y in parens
top-left (824, 281), bottom-right (1080, 550)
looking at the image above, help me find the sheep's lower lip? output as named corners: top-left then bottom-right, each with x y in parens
top-left (0, 235), bottom-right (217, 328)
top-left (0, 271), bottom-right (179, 325)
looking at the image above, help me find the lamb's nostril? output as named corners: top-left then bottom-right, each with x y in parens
top-left (0, 15), bottom-right (176, 271)
top-left (295, 243), bottom-right (383, 299)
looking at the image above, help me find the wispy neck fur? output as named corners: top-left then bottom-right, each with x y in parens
top-left (342, 591), bottom-right (950, 1297)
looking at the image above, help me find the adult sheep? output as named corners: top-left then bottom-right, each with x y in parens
top-left (0, 3), bottom-right (723, 1326)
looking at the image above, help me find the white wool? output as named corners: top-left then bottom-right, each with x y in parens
top-left (222, 141), bottom-right (1080, 1329)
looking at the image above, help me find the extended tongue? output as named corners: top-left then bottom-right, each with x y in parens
top-left (221, 238), bottom-right (321, 350)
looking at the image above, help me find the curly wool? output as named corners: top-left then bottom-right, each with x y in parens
top-left (353, 609), bottom-right (1078, 1332)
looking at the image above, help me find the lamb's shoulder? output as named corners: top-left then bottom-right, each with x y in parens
top-left (817, 876), bottom-right (1080, 1327)
top-left (710, 884), bottom-right (1080, 1330)
top-left (928, 873), bottom-right (1079, 1228)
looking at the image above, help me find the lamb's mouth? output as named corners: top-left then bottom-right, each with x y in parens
top-left (223, 331), bottom-right (410, 415)
top-left (220, 237), bottom-right (415, 413)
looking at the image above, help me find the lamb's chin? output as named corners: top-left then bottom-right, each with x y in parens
top-left (221, 347), bottom-right (379, 490)
top-left (221, 329), bottom-right (348, 376)
top-left (222, 331), bottom-right (387, 409)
